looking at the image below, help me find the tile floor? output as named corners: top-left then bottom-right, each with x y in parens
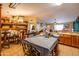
top-left (1, 44), bottom-right (24, 56)
top-left (58, 44), bottom-right (79, 56)
top-left (1, 44), bottom-right (79, 56)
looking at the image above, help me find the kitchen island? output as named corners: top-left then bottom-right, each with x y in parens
top-left (22, 36), bottom-right (58, 56)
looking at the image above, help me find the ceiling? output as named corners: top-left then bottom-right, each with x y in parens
top-left (1, 3), bottom-right (79, 23)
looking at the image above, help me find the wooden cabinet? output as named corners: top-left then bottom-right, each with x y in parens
top-left (59, 34), bottom-right (72, 46)
top-left (59, 34), bottom-right (79, 48)
top-left (63, 35), bottom-right (71, 45)
top-left (77, 36), bottom-right (79, 48)
top-left (72, 35), bottom-right (78, 48)
top-left (67, 35), bottom-right (72, 46)
top-left (59, 34), bottom-right (64, 44)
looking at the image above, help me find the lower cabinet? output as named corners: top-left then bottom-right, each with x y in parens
top-left (77, 36), bottom-right (79, 48)
top-left (64, 35), bottom-right (72, 46)
top-left (59, 34), bottom-right (79, 48)
top-left (59, 35), bottom-right (64, 44)
top-left (72, 35), bottom-right (78, 48)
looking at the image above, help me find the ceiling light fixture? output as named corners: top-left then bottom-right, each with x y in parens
top-left (55, 2), bottom-right (63, 6)
top-left (52, 2), bottom-right (63, 6)
top-left (54, 19), bottom-right (56, 24)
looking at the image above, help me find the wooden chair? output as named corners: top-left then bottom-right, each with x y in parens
top-left (1, 31), bottom-right (10, 48)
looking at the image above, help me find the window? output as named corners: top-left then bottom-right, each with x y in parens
top-left (54, 24), bottom-right (64, 31)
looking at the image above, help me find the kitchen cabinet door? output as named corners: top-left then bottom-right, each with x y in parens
top-left (66, 37), bottom-right (72, 46)
top-left (77, 36), bottom-right (79, 48)
top-left (63, 35), bottom-right (72, 46)
top-left (59, 35), bottom-right (65, 44)
top-left (72, 35), bottom-right (78, 48)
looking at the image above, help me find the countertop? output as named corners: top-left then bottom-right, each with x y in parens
top-left (58, 32), bottom-right (79, 36)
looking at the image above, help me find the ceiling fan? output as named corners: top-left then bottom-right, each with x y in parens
top-left (8, 3), bottom-right (20, 9)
